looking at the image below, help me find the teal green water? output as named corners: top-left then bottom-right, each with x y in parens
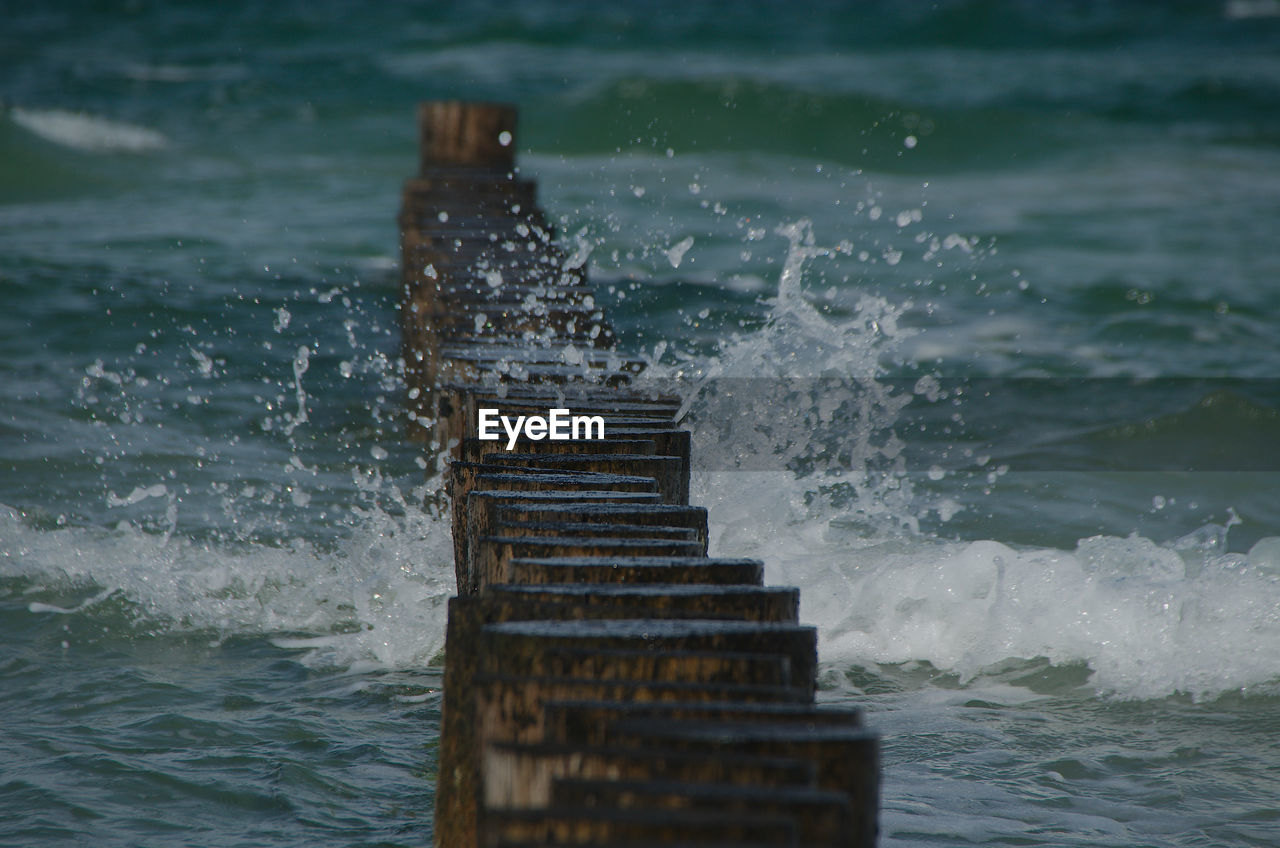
top-left (3, 2), bottom-right (1280, 845)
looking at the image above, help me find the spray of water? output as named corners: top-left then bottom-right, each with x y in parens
top-left (634, 217), bottom-right (1280, 701)
top-left (3, 278), bottom-right (458, 670)
top-left (637, 219), bottom-right (920, 534)
top-left (7, 215), bottom-right (1280, 699)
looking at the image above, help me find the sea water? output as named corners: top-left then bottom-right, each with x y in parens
top-left (3, 2), bottom-right (1280, 845)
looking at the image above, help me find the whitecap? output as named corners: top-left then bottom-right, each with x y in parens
top-left (9, 107), bottom-right (168, 153)
top-left (1, 490), bottom-right (456, 671)
top-left (699, 470), bottom-right (1280, 701)
top-left (1225, 0), bottom-right (1280, 19)
top-left (118, 62), bottom-right (248, 83)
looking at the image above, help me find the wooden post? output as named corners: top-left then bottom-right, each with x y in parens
top-left (398, 101), bottom-right (880, 848)
top-left (483, 739), bottom-right (816, 805)
top-left (419, 101), bottom-right (518, 172)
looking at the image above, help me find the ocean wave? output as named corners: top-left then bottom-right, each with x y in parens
top-left (8, 108), bottom-right (168, 153)
top-left (644, 222), bottom-right (1280, 702)
top-left (695, 471), bottom-right (1280, 701)
top-left (1, 495), bottom-right (456, 670)
top-left (1226, 0), bottom-right (1280, 19)
top-left (118, 62), bottom-right (249, 83)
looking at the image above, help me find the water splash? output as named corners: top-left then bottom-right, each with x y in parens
top-left (760, 513), bottom-right (1280, 700)
top-left (640, 219), bottom-right (919, 532)
top-left (3, 484), bottom-right (455, 670)
top-left (2, 277), bottom-right (460, 670)
top-left (282, 344), bottom-right (311, 436)
top-left (665, 235), bottom-right (695, 268)
top-left (634, 219), bottom-right (1280, 701)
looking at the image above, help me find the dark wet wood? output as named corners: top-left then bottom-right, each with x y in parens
top-left (541, 698), bottom-right (861, 747)
top-left (435, 592), bottom-right (810, 848)
top-left (551, 778), bottom-right (853, 847)
top-left (474, 535), bottom-right (709, 589)
top-left (486, 583), bottom-right (796, 623)
top-left (605, 719), bottom-right (880, 848)
top-left (506, 555), bottom-right (765, 587)
top-left (477, 806), bottom-right (801, 848)
top-left (479, 619), bottom-right (816, 695)
top-left (483, 739), bottom-right (817, 808)
top-left (480, 453), bottom-right (688, 505)
top-left (494, 519), bottom-right (697, 542)
top-left (447, 463), bottom-right (660, 584)
top-left (417, 101), bottom-right (518, 170)
top-left (401, 100), bottom-right (878, 848)
top-left (456, 490), bottom-right (665, 593)
top-left (461, 437), bottom-right (659, 464)
top-left (492, 502), bottom-right (707, 546)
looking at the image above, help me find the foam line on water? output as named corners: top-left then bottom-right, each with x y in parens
top-left (696, 471), bottom-right (1280, 700)
top-left (1, 496), bottom-right (456, 670)
top-left (9, 107), bottom-right (169, 153)
top-left (635, 219), bottom-right (1280, 701)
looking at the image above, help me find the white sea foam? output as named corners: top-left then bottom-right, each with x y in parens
top-left (118, 62), bottom-right (248, 83)
top-left (638, 220), bottom-right (919, 534)
top-left (1225, 0), bottom-right (1280, 19)
top-left (9, 107), bottom-right (168, 153)
top-left (2, 489), bottom-right (456, 670)
top-left (9, 210), bottom-right (1274, 701)
top-left (657, 220), bottom-right (1280, 701)
top-left (693, 470), bottom-right (1280, 700)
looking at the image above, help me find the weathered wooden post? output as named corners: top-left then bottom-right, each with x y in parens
top-left (417, 101), bottom-right (518, 171)
top-left (399, 100), bottom-right (881, 848)
top-left (404, 102), bottom-right (513, 441)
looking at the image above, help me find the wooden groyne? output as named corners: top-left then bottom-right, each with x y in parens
top-left (401, 100), bottom-right (880, 847)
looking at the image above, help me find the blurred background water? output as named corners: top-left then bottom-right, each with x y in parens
top-left (3, 2), bottom-right (1279, 845)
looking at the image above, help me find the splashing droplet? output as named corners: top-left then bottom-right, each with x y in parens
top-left (666, 236), bottom-right (695, 269)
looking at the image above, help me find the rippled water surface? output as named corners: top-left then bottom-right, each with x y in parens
top-left (3, 2), bottom-right (1280, 845)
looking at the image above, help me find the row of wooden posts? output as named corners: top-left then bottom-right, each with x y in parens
top-left (401, 101), bottom-right (880, 847)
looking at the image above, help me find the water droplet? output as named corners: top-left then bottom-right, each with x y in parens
top-left (666, 236), bottom-right (695, 269)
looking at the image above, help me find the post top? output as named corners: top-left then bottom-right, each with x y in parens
top-left (418, 100), bottom-right (518, 171)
